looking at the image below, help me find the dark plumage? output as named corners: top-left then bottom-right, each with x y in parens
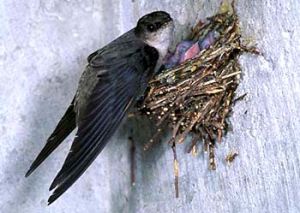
top-left (25, 11), bottom-right (174, 204)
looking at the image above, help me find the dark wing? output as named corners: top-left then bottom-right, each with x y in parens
top-left (25, 99), bottom-right (76, 177)
top-left (48, 36), bottom-right (159, 204)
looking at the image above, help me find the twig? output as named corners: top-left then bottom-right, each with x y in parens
top-left (171, 141), bottom-right (179, 198)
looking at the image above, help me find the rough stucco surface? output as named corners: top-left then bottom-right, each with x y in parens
top-left (1, 0), bottom-right (300, 212)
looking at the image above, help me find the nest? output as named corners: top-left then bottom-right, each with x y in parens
top-left (137, 1), bottom-right (259, 196)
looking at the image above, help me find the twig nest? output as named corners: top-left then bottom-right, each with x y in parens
top-left (138, 2), bottom-right (258, 169)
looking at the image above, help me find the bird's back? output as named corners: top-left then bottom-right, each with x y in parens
top-left (74, 29), bottom-right (155, 123)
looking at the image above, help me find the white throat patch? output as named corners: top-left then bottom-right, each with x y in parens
top-left (144, 23), bottom-right (174, 59)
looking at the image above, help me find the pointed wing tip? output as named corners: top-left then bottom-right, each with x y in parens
top-left (48, 184), bottom-right (65, 205)
top-left (49, 174), bottom-right (62, 191)
top-left (49, 182), bottom-right (57, 191)
top-left (48, 183), bottom-right (59, 204)
top-left (47, 195), bottom-right (57, 205)
top-left (25, 160), bottom-right (42, 178)
top-left (25, 167), bottom-right (34, 178)
top-left (24, 171), bottom-right (30, 178)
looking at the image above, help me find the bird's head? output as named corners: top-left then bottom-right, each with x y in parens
top-left (135, 11), bottom-right (174, 56)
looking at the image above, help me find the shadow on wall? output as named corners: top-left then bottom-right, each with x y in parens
top-left (110, 115), bottom-right (170, 212)
top-left (1, 58), bottom-right (81, 211)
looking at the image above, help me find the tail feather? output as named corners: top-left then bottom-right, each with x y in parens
top-left (25, 100), bottom-right (77, 177)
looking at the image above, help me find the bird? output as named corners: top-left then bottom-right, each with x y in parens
top-left (164, 31), bottom-right (219, 69)
top-left (25, 11), bottom-right (174, 205)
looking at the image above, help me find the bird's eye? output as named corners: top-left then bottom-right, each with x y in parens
top-left (147, 24), bottom-right (156, 32)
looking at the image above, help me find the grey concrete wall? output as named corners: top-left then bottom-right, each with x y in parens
top-left (1, 0), bottom-right (300, 212)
